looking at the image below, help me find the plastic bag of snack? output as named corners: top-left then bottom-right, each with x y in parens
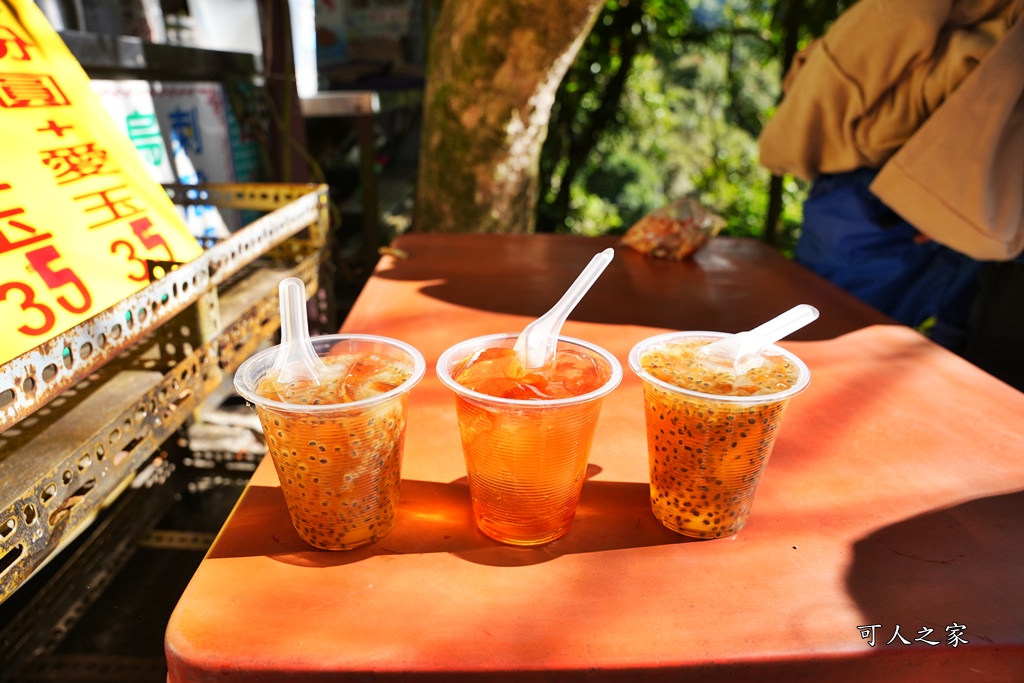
top-left (621, 197), bottom-right (726, 260)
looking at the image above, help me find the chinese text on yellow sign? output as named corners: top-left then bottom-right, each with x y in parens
top-left (0, 0), bottom-right (203, 365)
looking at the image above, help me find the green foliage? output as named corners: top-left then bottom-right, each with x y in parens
top-left (537, 0), bottom-right (845, 256)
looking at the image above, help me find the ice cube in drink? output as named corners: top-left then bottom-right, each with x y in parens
top-left (451, 346), bottom-right (608, 400)
top-left (438, 334), bottom-right (622, 546)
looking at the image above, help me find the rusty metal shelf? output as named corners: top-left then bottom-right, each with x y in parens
top-left (0, 183), bottom-right (329, 603)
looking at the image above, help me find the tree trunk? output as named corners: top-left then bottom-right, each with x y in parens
top-left (415, 0), bottom-right (604, 234)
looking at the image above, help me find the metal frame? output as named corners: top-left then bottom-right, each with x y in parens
top-left (0, 183), bottom-right (329, 603)
top-left (300, 89), bottom-right (422, 267)
top-left (58, 30), bottom-right (260, 81)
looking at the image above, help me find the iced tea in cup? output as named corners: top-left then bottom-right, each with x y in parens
top-left (234, 334), bottom-right (425, 550)
top-left (629, 332), bottom-right (810, 539)
top-left (437, 333), bottom-right (622, 546)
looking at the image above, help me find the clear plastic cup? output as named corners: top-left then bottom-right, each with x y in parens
top-left (437, 333), bottom-right (622, 546)
top-left (629, 331), bottom-right (810, 539)
top-left (234, 334), bottom-right (425, 550)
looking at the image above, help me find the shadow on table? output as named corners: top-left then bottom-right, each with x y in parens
top-left (375, 239), bottom-right (684, 328)
top-left (206, 467), bottom-right (691, 568)
top-left (372, 236), bottom-right (886, 339)
top-left (845, 489), bottom-right (1024, 646)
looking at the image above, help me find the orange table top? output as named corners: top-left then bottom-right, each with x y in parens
top-left (166, 235), bottom-right (1024, 682)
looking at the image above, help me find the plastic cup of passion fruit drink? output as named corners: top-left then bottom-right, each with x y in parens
top-left (234, 334), bottom-right (425, 550)
top-left (437, 333), bottom-right (622, 546)
top-left (629, 331), bottom-right (809, 539)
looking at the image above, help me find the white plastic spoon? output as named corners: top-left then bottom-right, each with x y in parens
top-left (513, 248), bottom-right (615, 369)
top-left (272, 277), bottom-right (327, 384)
top-left (699, 304), bottom-right (819, 373)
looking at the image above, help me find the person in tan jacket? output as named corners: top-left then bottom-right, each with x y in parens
top-left (759, 0), bottom-right (1023, 388)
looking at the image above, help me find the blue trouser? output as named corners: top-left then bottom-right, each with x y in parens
top-left (794, 168), bottom-right (982, 349)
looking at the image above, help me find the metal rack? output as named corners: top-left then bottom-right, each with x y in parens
top-left (0, 182), bottom-right (329, 604)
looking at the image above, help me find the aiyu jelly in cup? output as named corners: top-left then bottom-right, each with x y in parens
top-left (437, 333), bottom-right (622, 546)
top-left (629, 332), bottom-right (809, 539)
top-left (234, 334), bottom-right (425, 550)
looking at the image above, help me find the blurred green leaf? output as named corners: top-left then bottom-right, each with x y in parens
top-left (537, 0), bottom-right (850, 254)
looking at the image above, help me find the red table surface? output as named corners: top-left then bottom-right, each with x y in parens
top-left (166, 235), bottom-right (1024, 682)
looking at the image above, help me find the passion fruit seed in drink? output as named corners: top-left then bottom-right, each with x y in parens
top-left (641, 338), bottom-right (799, 396)
top-left (256, 353), bottom-right (413, 406)
top-left (639, 338), bottom-right (799, 539)
top-left (255, 396), bottom-right (407, 549)
top-left (643, 384), bottom-right (787, 538)
top-left (251, 350), bottom-right (414, 550)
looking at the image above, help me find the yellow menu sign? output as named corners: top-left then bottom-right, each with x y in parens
top-left (0, 0), bottom-right (204, 364)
